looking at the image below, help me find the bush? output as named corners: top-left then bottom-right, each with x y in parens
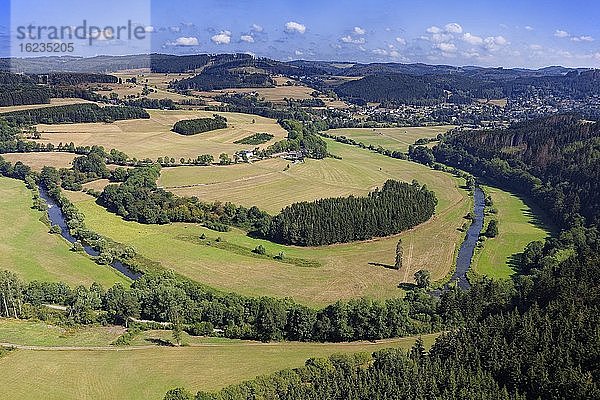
top-left (203, 221), bottom-right (230, 232)
top-left (253, 245), bottom-right (266, 255)
top-left (484, 219), bottom-right (499, 238)
top-left (187, 322), bottom-right (214, 336)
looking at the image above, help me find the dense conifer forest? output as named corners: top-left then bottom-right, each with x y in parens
top-left (432, 114), bottom-right (600, 227)
top-left (268, 180), bottom-right (437, 246)
top-left (172, 115), bottom-right (228, 135)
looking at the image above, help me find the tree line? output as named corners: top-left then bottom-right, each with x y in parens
top-left (233, 133), bottom-right (274, 145)
top-left (268, 180), bottom-right (437, 246)
top-left (1, 103), bottom-right (149, 126)
top-left (1, 267), bottom-right (516, 344)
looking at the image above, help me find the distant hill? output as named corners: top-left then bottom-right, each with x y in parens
top-left (2, 53), bottom-right (598, 104)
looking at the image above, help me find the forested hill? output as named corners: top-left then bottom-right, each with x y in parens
top-left (332, 69), bottom-right (600, 105)
top-left (432, 114), bottom-right (600, 226)
top-left (448, 114), bottom-right (600, 170)
top-left (334, 74), bottom-right (447, 105)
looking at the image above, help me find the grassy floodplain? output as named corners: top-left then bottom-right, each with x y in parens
top-left (35, 109), bottom-right (287, 160)
top-left (326, 125), bottom-right (456, 153)
top-left (0, 177), bottom-right (129, 287)
top-left (0, 318), bottom-right (439, 400)
top-left (472, 186), bottom-right (550, 279)
top-left (68, 140), bottom-right (470, 306)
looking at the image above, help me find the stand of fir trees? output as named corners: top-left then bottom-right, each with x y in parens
top-left (268, 180), bottom-right (437, 246)
top-left (172, 114), bottom-right (227, 135)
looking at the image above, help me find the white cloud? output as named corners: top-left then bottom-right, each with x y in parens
top-left (354, 26), bottom-right (366, 35)
top-left (240, 35), bottom-right (254, 43)
top-left (463, 32), bottom-right (483, 45)
top-left (525, 26), bottom-right (534, 31)
top-left (462, 51), bottom-right (481, 59)
top-left (445, 23), bottom-right (463, 34)
top-left (437, 42), bottom-right (457, 52)
top-left (169, 36), bottom-right (199, 46)
top-left (285, 21), bottom-right (306, 34)
top-left (341, 35), bottom-right (365, 44)
top-left (396, 37), bottom-right (406, 45)
top-left (389, 50), bottom-right (401, 58)
top-left (144, 26), bottom-right (155, 33)
top-left (529, 44), bottom-right (543, 50)
top-left (554, 29), bottom-right (570, 38)
top-left (294, 50), bottom-right (303, 56)
top-left (211, 31), bottom-right (231, 45)
top-left (431, 32), bottom-right (453, 43)
top-left (169, 26), bottom-right (181, 33)
top-left (372, 48), bottom-right (388, 56)
top-left (251, 24), bottom-right (263, 33)
top-left (484, 35), bottom-right (509, 51)
top-left (426, 26), bottom-right (441, 34)
top-left (572, 35), bottom-right (594, 42)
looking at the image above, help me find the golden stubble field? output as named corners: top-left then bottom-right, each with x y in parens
top-left (2, 152), bottom-right (76, 170)
top-left (34, 109), bottom-right (288, 160)
top-left (0, 98), bottom-right (97, 113)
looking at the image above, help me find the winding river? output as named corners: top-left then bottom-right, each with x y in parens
top-left (38, 184), bottom-right (485, 288)
top-left (38, 186), bottom-right (141, 280)
top-left (449, 186), bottom-right (485, 290)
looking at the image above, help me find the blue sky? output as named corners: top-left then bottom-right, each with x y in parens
top-left (3, 0), bottom-right (600, 68)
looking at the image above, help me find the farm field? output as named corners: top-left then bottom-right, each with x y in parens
top-left (472, 186), bottom-right (550, 279)
top-left (160, 139), bottom-right (464, 213)
top-left (326, 125), bottom-right (456, 153)
top-left (0, 319), bottom-right (125, 347)
top-left (0, 98), bottom-right (97, 113)
top-left (92, 72), bottom-right (198, 102)
top-left (2, 152), bottom-right (75, 170)
top-left (68, 141), bottom-right (471, 306)
top-left (35, 109), bottom-right (287, 160)
top-left (0, 318), bottom-right (439, 400)
top-left (0, 177), bottom-right (129, 287)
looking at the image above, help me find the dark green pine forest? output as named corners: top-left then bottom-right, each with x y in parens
top-left (269, 180), bottom-right (437, 246)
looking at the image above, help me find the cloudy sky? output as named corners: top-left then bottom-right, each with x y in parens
top-left (3, 0), bottom-right (600, 68)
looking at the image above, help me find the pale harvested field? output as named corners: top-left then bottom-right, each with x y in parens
top-left (34, 109), bottom-right (287, 160)
top-left (70, 140), bottom-right (470, 305)
top-left (82, 179), bottom-right (112, 192)
top-left (2, 152), bottom-right (75, 170)
top-left (327, 125), bottom-right (456, 153)
top-left (0, 98), bottom-right (96, 113)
